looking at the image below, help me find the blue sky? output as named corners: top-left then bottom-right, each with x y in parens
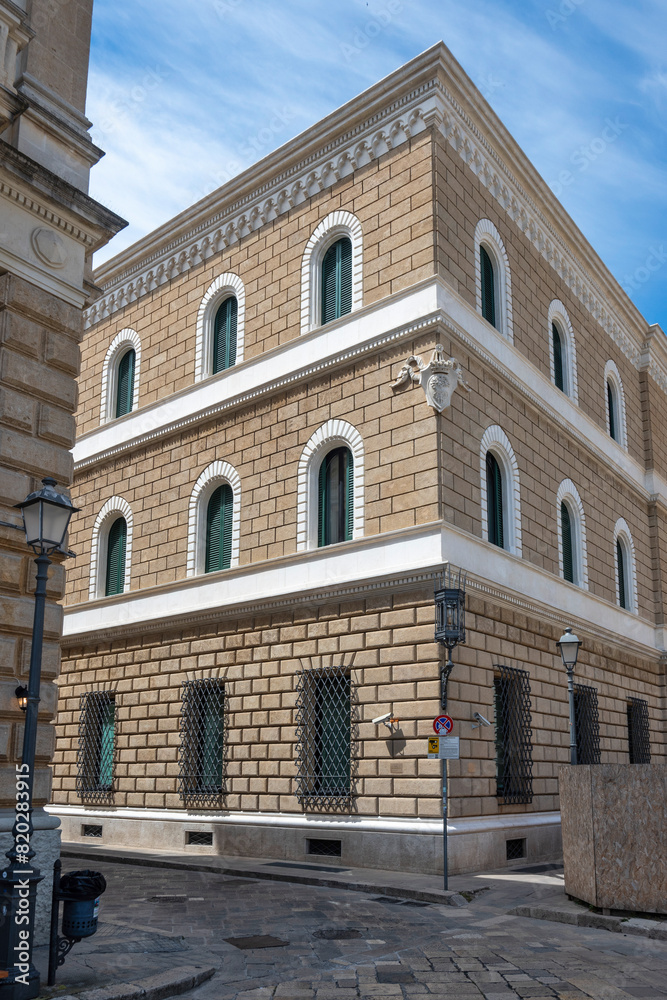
top-left (87, 0), bottom-right (667, 330)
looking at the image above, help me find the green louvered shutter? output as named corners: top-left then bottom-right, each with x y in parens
top-left (607, 381), bottom-right (617, 440)
top-left (480, 246), bottom-right (496, 328)
top-left (105, 517), bottom-right (126, 596)
top-left (205, 483), bottom-right (233, 572)
top-left (318, 456), bottom-right (328, 548)
top-left (553, 324), bottom-right (564, 392)
top-left (321, 237), bottom-right (352, 325)
top-left (561, 502), bottom-right (574, 583)
top-left (213, 297), bottom-right (238, 374)
top-left (344, 449), bottom-right (353, 541)
top-left (98, 700), bottom-right (115, 789)
top-left (486, 452), bottom-right (504, 548)
top-left (617, 539), bottom-right (627, 609)
top-left (115, 349), bottom-right (135, 418)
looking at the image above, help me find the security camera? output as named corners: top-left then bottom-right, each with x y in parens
top-left (373, 712), bottom-right (391, 725)
top-left (472, 712), bottom-right (491, 729)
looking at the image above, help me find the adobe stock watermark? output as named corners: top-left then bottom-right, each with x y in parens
top-left (90, 66), bottom-right (169, 145)
top-left (546, 0), bottom-right (585, 30)
top-left (195, 106), bottom-right (296, 199)
top-left (213, 0), bottom-right (243, 16)
top-left (621, 246), bottom-right (667, 296)
top-left (340, 0), bottom-right (403, 63)
top-left (549, 117), bottom-right (628, 197)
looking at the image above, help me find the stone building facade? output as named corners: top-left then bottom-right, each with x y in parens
top-left (50, 43), bottom-right (666, 874)
top-left (0, 0), bottom-right (125, 938)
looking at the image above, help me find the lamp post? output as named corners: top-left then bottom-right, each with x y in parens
top-left (433, 566), bottom-right (466, 891)
top-left (556, 626), bottom-right (582, 766)
top-left (0, 479), bottom-right (78, 999)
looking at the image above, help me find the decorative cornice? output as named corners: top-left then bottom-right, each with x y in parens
top-left (0, 176), bottom-right (95, 246)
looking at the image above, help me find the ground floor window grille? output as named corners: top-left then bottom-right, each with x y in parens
top-left (574, 683), bottom-right (601, 765)
top-left (295, 665), bottom-right (352, 810)
top-left (627, 697), bottom-right (651, 764)
top-left (77, 692), bottom-right (116, 801)
top-left (178, 679), bottom-right (226, 805)
top-left (493, 665), bottom-right (533, 805)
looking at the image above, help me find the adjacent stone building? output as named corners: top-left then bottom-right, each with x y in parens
top-left (0, 0), bottom-right (125, 937)
top-left (50, 43), bottom-right (666, 874)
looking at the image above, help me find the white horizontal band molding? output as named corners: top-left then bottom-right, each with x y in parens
top-left (63, 519), bottom-right (661, 654)
top-left (74, 280), bottom-right (441, 468)
top-left (48, 804), bottom-right (560, 838)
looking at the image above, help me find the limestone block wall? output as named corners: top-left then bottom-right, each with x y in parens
top-left (51, 591), bottom-right (665, 821)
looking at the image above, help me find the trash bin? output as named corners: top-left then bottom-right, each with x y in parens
top-left (59, 870), bottom-right (107, 938)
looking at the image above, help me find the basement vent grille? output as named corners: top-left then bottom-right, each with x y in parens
top-left (186, 831), bottom-right (213, 846)
top-left (506, 838), bottom-right (526, 861)
top-left (82, 825), bottom-right (103, 839)
top-left (307, 838), bottom-right (342, 858)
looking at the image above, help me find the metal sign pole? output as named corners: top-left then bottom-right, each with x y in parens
top-left (442, 757), bottom-right (448, 891)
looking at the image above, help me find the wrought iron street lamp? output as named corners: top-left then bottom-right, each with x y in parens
top-left (0, 479), bottom-right (78, 999)
top-left (434, 566), bottom-right (466, 710)
top-left (556, 626), bottom-right (582, 766)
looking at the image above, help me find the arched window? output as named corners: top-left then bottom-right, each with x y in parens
top-left (318, 446), bottom-right (353, 547)
top-left (187, 461), bottom-right (241, 576)
top-left (479, 426), bottom-right (522, 556)
top-left (115, 349), bottom-right (136, 418)
top-left (556, 480), bottom-right (588, 588)
top-left (486, 452), bottom-right (504, 548)
top-left (560, 501), bottom-right (574, 582)
top-left (480, 245), bottom-right (496, 328)
top-left (552, 325), bottom-right (565, 393)
top-left (300, 211), bottom-right (363, 334)
top-left (212, 297), bottom-right (237, 375)
top-left (614, 518), bottom-right (636, 612)
top-left (296, 419), bottom-right (364, 551)
top-left (100, 329), bottom-right (141, 424)
top-left (195, 273), bottom-right (245, 382)
top-left (604, 361), bottom-right (626, 448)
top-left (321, 238), bottom-right (352, 325)
top-left (89, 497), bottom-right (133, 599)
top-left (548, 302), bottom-right (577, 401)
top-left (474, 220), bottom-right (513, 341)
top-left (205, 483), bottom-right (233, 572)
top-left (105, 517), bottom-right (127, 596)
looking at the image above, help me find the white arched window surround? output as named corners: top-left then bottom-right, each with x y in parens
top-left (89, 496), bottom-right (133, 599)
top-left (479, 425), bottom-right (522, 556)
top-left (100, 329), bottom-right (141, 424)
top-left (556, 479), bottom-right (589, 589)
top-left (474, 219), bottom-right (514, 342)
top-left (604, 360), bottom-right (627, 449)
top-left (614, 517), bottom-right (637, 613)
top-left (296, 419), bottom-right (364, 551)
top-left (300, 211), bottom-right (363, 335)
top-left (194, 273), bottom-right (245, 382)
top-left (548, 300), bottom-right (578, 403)
top-left (187, 461), bottom-right (241, 575)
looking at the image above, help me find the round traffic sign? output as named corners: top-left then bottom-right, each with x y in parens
top-left (433, 715), bottom-right (453, 735)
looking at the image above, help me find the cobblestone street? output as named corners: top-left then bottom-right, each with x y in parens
top-left (36, 858), bottom-right (667, 1000)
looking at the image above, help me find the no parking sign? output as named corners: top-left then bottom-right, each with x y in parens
top-left (433, 715), bottom-right (453, 735)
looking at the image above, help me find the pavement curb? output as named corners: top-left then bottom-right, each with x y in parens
top-left (510, 904), bottom-right (667, 941)
top-left (61, 844), bottom-right (469, 908)
top-left (53, 964), bottom-right (216, 1000)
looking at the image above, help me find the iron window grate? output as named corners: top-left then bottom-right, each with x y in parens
top-left (82, 825), bottom-right (103, 839)
top-left (506, 838), bottom-right (526, 861)
top-left (186, 831), bottom-right (213, 846)
top-left (493, 665), bottom-right (533, 805)
top-left (627, 697), bottom-right (651, 764)
top-left (307, 838), bottom-right (342, 858)
top-left (76, 691), bottom-right (116, 803)
top-left (295, 664), bottom-right (355, 810)
top-left (178, 679), bottom-right (226, 806)
top-left (574, 683), bottom-right (601, 765)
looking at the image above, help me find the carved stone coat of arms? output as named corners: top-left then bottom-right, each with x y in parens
top-left (391, 345), bottom-right (471, 413)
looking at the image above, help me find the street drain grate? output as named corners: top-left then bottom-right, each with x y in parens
top-left (150, 894), bottom-right (188, 902)
top-left (313, 928), bottom-right (364, 940)
top-left (225, 935), bottom-right (289, 950)
top-left (376, 969), bottom-right (415, 983)
top-left (513, 863), bottom-right (564, 874)
top-left (372, 896), bottom-right (429, 907)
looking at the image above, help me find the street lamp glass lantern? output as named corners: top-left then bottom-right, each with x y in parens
top-left (557, 626), bottom-right (582, 669)
top-left (434, 566), bottom-right (466, 646)
top-left (15, 477), bottom-right (79, 554)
